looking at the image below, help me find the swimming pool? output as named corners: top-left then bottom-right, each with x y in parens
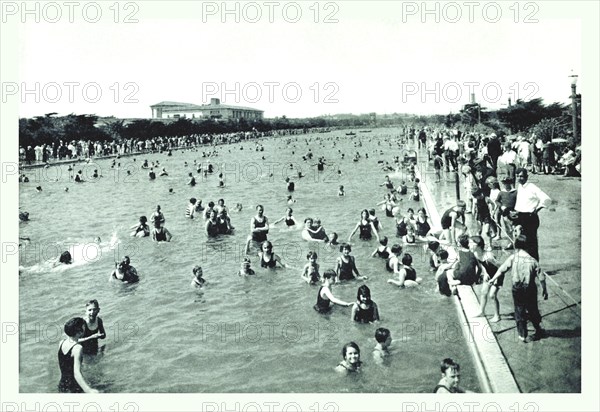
top-left (19, 127), bottom-right (481, 393)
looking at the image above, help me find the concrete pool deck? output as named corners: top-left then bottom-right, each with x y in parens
top-left (417, 148), bottom-right (581, 393)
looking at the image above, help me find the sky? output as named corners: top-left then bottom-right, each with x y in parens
top-left (11, 1), bottom-right (584, 119)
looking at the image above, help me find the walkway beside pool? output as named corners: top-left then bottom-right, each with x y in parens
top-left (417, 145), bottom-right (581, 393)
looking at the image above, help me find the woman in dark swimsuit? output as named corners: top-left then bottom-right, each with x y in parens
top-left (348, 209), bottom-right (380, 242)
top-left (350, 285), bottom-right (380, 323)
top-left (258, 241), bottom-right (287, 269)
top-left (58, 318), bottom-right (98, 393)
top-left (335, 244), bottom-right (368, 282)
top-left (415, 208), bottom-right (432, 238)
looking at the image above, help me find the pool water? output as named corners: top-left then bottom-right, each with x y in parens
top-left (19, 127), bottom-right (480, 393)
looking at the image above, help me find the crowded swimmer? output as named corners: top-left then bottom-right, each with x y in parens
top-left (109, 256), bottom-right (139, 284)
top-left (314, 270), bottom-right (352, 314)
top-left (335, 244), bottom-right (368, 282)
top-left (372, 328), bottom-right (392, 365)
top-left (191, 265), bottom-right (206, 287)
top-left (301, 251), bottom-right (321, 284)
top-left (301, 218), bottom-right (330, 242)
top-left (257, 241), bottom-right (288, 269)
top-left (79, 299), bottom-right (106, 355)
top-left (335, 342), bottom-right (362, 374)
top-left (273, 208), bottom-right (297, 227)
top-left (238, 258), bottom-right (256, 276)
top-left (245, 205), bottom-right (269, 254)
top-left (130, 216), bottom-right (150, 237)
top-left (350, 285), bottom-right (380, 323)
top-left (58, 318), bottom-right (99, 393)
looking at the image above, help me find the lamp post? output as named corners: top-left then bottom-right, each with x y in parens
top-left (569, 73), bottom-right (578, 142)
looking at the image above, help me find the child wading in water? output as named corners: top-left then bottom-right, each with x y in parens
top-left (301, 252), bottom-right (321, 284)
top-left (314, 270), bottom-right (352, 314)
top-left (191, 265), bottom-right (205, 287)
top-left (78, 300), bottom-right (106, 355)
top-left (350, 285), bottom-right (380, 323)
top-left (372, 328), bottom-right (392, 365)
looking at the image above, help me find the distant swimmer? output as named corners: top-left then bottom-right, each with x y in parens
top-left (130, 216), bottom-right (150, 237)
top-left (273, 207), bottom-right (297, 227)
top-left (191, 265), bottom-right (205, 287)
top-left (338, 185), bottom-right (345, 196)
top-left (110, 256), bottom-right (139, 284)
top-left (151, 205), bottom-right (165, 227)
top-left (36, 186), bottom-right (43, 192)
top-left (74, 171), bottom-right (84, 183)
top-left (238, 258), bottom-right (256, 276)
top-left (187, 173), bottom-right (196, 187)
top-left (159, 168), bottom-right (168, 176)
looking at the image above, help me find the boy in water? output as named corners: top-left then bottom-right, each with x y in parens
top-left (372, 328), bottom-right (392, 365)
top-left (434, 358), bottom-right (467, 393)
top-left (191, 266), bottom-right (205, 287)
top-left (238, 258), bottom-right (255, 276)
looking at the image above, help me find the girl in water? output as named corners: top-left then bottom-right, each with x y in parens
top-left (191, 265), bottom-right (206, 287)
top-left (335, 342), bottom-right (362, 374)
top-left (377, 193), bottom-right (397, 218)
top-left (415, 208), bottom-right (432, 238)
top-left (301, 251), bottom-right (321, 284)
top-left (58, 318), bottom-right (99, 393)
top-left (273, 208), bottom-right (297, 227)
top-left (387, 253), bottom-right (422, 288)
top-left (371, 236), bottom-right (391, 259)
top-left (314, 270), bottom-right (352, 314)
top-left (335, 244), bottom-right (368, 282)
top-left (130, 216), bottom-right (150, 237)
top-left (350, 285), bottom-right (380, 323)
top-left (238, 258), bottom-right (256, 276)
top-left (348, 209), bottom-right (380, 242)
top-left (257, 241), bottom-right (287, 269)
top-left (78, 300), bottom-right (106, 355)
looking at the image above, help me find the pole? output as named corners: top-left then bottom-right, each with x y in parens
top-left (455, 170), bottom-right (461, 201)
top-left (571, 83), bottom-right (578, 142)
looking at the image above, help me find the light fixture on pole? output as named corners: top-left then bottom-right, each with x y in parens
top-left (569, 72), bottom-right (578, 142)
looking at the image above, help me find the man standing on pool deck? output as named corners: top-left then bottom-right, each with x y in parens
top-left (492, 235), bottom-right (548, 342)
top-left (513, 168), bottom-right (551, 261)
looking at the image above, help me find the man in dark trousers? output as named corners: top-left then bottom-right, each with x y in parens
top-left (490, 235), bottom-right (548, 343)
top-left (487, 133), bottom-right (502, 173)
top-left (513, 168), bottom-right (551, 261)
